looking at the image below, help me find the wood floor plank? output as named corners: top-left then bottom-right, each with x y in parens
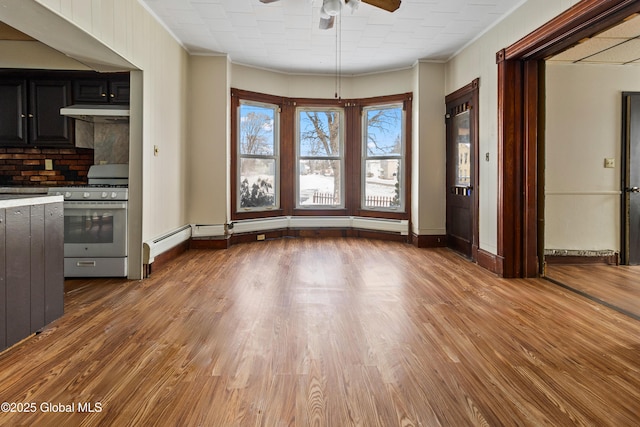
top-left (545, 264), bottom-right (640, 318)
top-left (0, 238), bottom-right (639, 426)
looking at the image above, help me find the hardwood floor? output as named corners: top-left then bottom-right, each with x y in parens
top-left (545, 264), bottom-right (640, 320)
top-left (1, 238), bottom-right (639, 426)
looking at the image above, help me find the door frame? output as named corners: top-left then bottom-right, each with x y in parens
top-left (621, 92), bottom-right (640, 265)
top-left (496, 0), bottom-right (640, 278)
top-left (445, 79), bottom-right (479, 261)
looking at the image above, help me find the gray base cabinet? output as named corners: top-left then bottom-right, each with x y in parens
top-left (0, 196), bottom-right (64, 351)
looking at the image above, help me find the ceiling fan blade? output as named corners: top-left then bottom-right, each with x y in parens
top-left (362, 0), bottom-right (401, 12)
top-left (319, 15), bottom-right (335, 30)
top-left (259, 0), bottom-right (281, 3)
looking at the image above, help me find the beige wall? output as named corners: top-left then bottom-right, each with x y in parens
top-left (228, 62), bottom-right (445, 235)
top-left (545, 62), bottom-right (640, 251)
top-left (445, 0), bottom-right (577, 255)
top-left (6, 0), bottom-right (191, 279)
top-left (413, 62), bottom-right (446, 237)
top-left (3, 0), bottom-right (614, 273)
top-left (187, 55), bottom-right (229, 225)
top-left (230, 63), bottom-right (416, 99)
top-left (0, 40), bottom-right (90, 69)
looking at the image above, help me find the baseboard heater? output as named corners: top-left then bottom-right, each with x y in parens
top-left (229, 216), bottom-right (408, 235)
top-left (544, 249), bottom-right (618, 265)
top-left (143, 225), bottom-right (192, 264)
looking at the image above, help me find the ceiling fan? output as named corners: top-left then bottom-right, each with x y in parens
top-left (259, 0), bottom-right (401, 30)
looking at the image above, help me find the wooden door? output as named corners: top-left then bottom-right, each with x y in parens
top-left (446, 80), bottom-right (479, 259)
top-left (622, 92), bottom-right (640, 264)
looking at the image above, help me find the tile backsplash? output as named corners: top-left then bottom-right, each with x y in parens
top-left (75, 120), bottom-right (129, 164)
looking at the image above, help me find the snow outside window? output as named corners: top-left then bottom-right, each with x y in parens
top-left (297, 108), bottom-right (344, 208)
top-left (362, 104), bottom-right (404, 211)
top-left (238, 101), bottom-right (279, 211)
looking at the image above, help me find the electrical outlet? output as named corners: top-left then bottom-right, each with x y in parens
top-left (604, 158), bottom-right (615, 168)
top-left (44, 159), bottom-right (53, 170)
top-left (257, 234), bottom-right (266, 241)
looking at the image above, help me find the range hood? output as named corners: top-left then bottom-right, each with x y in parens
top-left (60, 104), bottom-right (130, 123)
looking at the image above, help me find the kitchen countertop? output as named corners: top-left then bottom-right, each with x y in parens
top-left (0, 194), bottom-right (63, 209)
top-left (0, 187), bottom-right (49, 195)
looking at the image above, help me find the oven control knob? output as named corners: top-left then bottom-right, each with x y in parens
top-left (102, 192), bottom-right (108, 198)
top-left (65, 192), bottom-right (72, 198)
top-left (111, 192), bottom-right (118, 199)
top-left (83, 192), bottom-right (91, 198)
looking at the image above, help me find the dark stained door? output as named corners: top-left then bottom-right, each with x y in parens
top-left (623, 93), bottom-right (640, 264)
top-left (446, 81), bottom-right (479, 259)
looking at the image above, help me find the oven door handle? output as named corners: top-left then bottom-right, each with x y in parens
top-left (63, 201), bottom-right (127, 209)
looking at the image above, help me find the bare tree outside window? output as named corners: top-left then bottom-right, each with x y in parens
top-left (365, 108), bottom-right (402, 156)
top-left (363, 105), bottom-right (404, 210)
top-left (240, 110), bottom-right (275, 156)
top-left (298, 109), bottom-right (343, 206)
top-left (239, 103), bottom-right (278, 210)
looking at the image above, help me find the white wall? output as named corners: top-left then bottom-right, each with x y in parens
top-left (545, 63), bottom-right (640, 251)
top-left (445, 0), bottom-right (577, 255)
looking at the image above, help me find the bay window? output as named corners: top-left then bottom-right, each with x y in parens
top-left (231, 89), bottom-right (411, 223)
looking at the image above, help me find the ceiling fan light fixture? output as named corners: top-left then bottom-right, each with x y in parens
top-left (322, 0), bottom-right (342, 16)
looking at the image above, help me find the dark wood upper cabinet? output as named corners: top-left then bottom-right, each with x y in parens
top-left (109, 79), bottom-right (130, 104)
top-left (0, 77), bottom-right (73, 147)
top-left (73, 76), bottom-right (129, 104)
top-left (0, 70), bottom-right (130, 147)
top-left (0, 79), bottom-right (28, 145)
top-left (29, 79), bottom-right (74, 146)
top-left (73, 78), bottom-right (110, 103)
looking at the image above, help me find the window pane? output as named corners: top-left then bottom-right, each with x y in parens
top-left (364, 159), bottom-right (401, 208)
top-left (240, 104), bottom-right (275, 155)
top-left (454, 110), bottom-right (471, 186)
top-left (299, 110), bottom-right (341, 157)
top-left (365, 107), bottom-right (402, 157)
top-left (240, 158), bottom-right (276, 208)
top-left (299, 160), bottom-right (342, 206)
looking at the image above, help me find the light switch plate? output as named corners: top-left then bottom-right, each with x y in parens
top-left (44, 159), bottom-right (53, 170)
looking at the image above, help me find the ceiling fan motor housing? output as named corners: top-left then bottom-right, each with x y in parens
top-left (323, 0), bottom-right (342, 16)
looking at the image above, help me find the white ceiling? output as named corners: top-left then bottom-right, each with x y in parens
top-left (548, 13), bottom-right (640, 66)
top-left (139, 0), bottom-right (526, 74)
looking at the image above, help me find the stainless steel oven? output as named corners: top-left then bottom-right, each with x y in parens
top-left (49, 164), bottom-right (129, 277)
top-left (62, 200), bottom-right (128, 276)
